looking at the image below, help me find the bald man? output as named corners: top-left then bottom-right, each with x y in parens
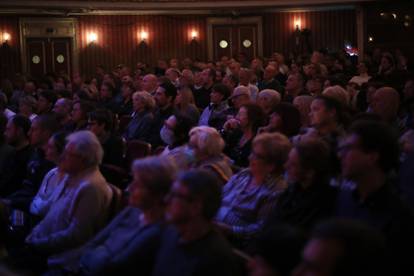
top-left (258, 65), bottom-right (285, 97)
top-left (142, 74), bottom-right (158, 95)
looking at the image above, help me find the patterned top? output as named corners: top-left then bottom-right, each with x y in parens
top-left (215, 168), bottom-right (287, 240)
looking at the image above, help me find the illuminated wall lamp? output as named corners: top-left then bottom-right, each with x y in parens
top-left (191, 30), bottom-right (198, 41)
top-left (140, 31), bottom-right (149, 44)
top-left (294, 19), bottom-right (301, 31)
top-left (2, 32), bottom-right (10, 44)
top-left (87, 32), bottom-right (98, 44)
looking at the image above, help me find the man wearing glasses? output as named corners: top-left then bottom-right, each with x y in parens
top-left (154, 169), bottom-right (241, 276)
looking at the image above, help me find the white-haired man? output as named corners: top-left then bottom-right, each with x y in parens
top-left (26, 131), bottom-right (112, 255)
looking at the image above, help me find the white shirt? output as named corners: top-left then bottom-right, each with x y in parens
top-left (3, 108), bottom-right (15, 120)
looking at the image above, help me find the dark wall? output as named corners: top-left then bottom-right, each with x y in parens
top-left (77, 15), bottom-right (208, 78)
top-left (0, 9), bottom-right (358, 79)
top-left (0, 16), bottom-right (21, 79)
top-left (365, 2), bottom-right (414, 62)
top-left (263, 9), bottom-right (357, 58)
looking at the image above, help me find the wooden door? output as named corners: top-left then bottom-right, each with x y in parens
top-left (26, 37), bottom-right (72, 78)
top-left (212, 23), bottom-right (258, 61)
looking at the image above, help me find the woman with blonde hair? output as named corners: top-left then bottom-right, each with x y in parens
top-left (174, 86), bottom-right (199, 123)
top-left (188, 126), bottom-right (233, 186)
top-left (123, 91), bottom-right (155, 141)
top-left (215, 132), bottom-right (291, 247)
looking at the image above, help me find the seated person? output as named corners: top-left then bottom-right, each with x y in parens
top-left (293, 219), bottom-right (386, 276)
top-left (248, 224), bottom-right (306, 276)
top-left (26, 131), bottom-right (112, 255)
top-left (174, 86), bottom-right (200, 125)
top-left (149, 81), bottom-right (177, 148)
top-left (159, 112), bottom-right (197, 167)
top-left (69, 100), bottom-right (96, 132)
top-left (258, 103), bottom-right (301, 138)
top-left (198, 83), bottom-right (229, 128)
top-left (188, 126), bottom-right (233, 186)
top-left (114, 82), bottom-right (134, 116)
top-left (37, 90), bottom-right (57, 115)
top-left (1, 115), bottom-right (32, 197)
top-left (153, 169), bottom-right (241, 276)
top-left (215, 86), bottom-right (252, 131)
top-left (0, 113), bottom-right (17, 196)
top-left (30, 132), bottom-right (69, 218)
top-left (18, 95), bottom-right (37, 122)
top-left (87, 109), bottom-right (124, 167)
top-left (5, 114), bottom-right (58, 212)
top-left (48, 156), bottom-right (176, 275)
top-left (266, 138), bottom-right (336, 231)
top-left (215, 133), bottom-right (291, 247)
top-left (52, 98), bottom-right (73, 131)
top-left (223, 103), bottom-right (266, 168)
top-left (256, 89), bottom-right (281, 116)
top-left (123, 91), bottom-right (155, 142)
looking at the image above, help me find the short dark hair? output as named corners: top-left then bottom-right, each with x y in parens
top-left (74, 89), bottom-right (92, 101)
top-left (253, 225), bottom-right (306, 276)
top-left (311, 219), bottom-right (386, 276)
top-left (349, 120), bottom-right (399, 172)
top-left (172, 111), bottom-right (197, 145)
top-left (73, 100), bottom-right (96, 117)
top-left (271, 103), bottom-right (301, 137)
top-left (177, 169), bottom-right (222, 220)
top-left (314, 95), bottom-right (344, 124)
top-left (39, 90), bottom-right (58, 105)
top-left (102, 81), bottom-right (115, 94)
top-left (88, 109), bottom-right (114, 132)
top-left (295, 138), bottom-right (332, 182)
top-left (11, 115), bottom-right (32, 138)
top-left (159, 81), bottom-right (177, 101)
top-left (207, 68), bottom-right (216, 82)
top-left (34, 114), bottom-right (60, 134)
top-left (228, 74), bottom-right (239, 85)
top-left (240, 103), bottom-right (266, 133)
top-left (212, 83), bottom-right (231, 100)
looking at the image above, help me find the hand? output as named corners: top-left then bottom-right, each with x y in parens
top-left (223, 118), bottom-right (240, 131)
top-left (213, 221), bottom-right (232, 236)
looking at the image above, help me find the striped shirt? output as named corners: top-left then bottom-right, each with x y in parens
top-left (216, 169), bottom-right (287, 240)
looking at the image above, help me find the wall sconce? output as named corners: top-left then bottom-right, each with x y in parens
top-left (2, 32), bottom-right (10, 44)
top-left (87, 32), bottom-right (98, 44)
top-left (294, 19), bottom-right (301, 31)
top-left (140, 31), bottom-right (149, 44)
top-left (191, 30), bottom-right (198, 41)
top-left (368, 36), bottom-right (374, 42)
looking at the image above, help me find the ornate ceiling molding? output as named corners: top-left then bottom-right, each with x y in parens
top-left (0, 0), bottom-right (376, 14)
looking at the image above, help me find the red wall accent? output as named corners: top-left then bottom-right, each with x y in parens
top-left (77, 15), bottom-right (208, 78)
top-left (0, 10), bottom-right (358, 79)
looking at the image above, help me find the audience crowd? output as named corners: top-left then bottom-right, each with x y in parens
top-left (0, 47), bottom-right (413, 276)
